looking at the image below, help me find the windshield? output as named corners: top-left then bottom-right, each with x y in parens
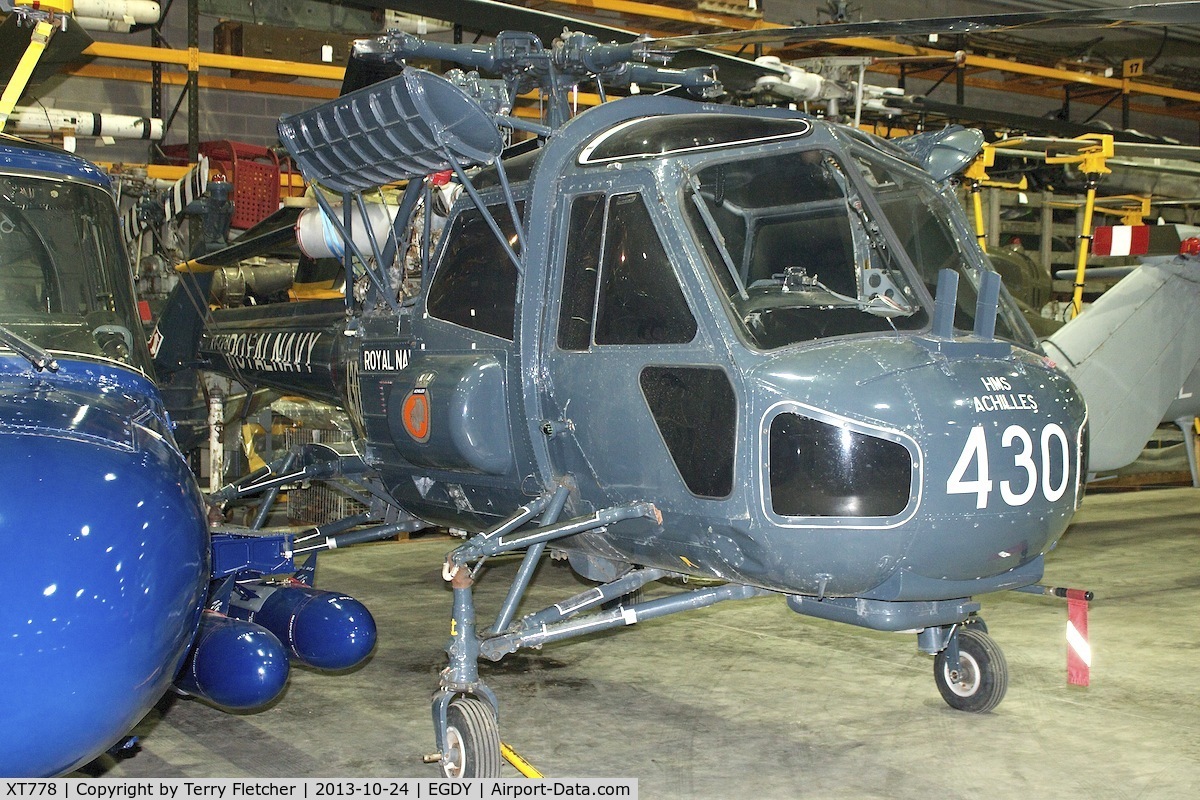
top-left (0, 172), bottom-right (150, 372)
top-left (845, 144), bottom-right (1026, 345)
top-left (685, 142), bottom-right (1032, 351)
top-left (685, 148), bottom-right (929, 351)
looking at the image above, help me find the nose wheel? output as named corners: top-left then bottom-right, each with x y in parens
top-left (441, 696), bottom-right (501, 778)
top-left (934, 626), bottom-right (1008, 713)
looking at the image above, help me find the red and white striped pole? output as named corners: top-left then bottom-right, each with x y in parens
top-left (1065, 588), bottom-right (1091, 687)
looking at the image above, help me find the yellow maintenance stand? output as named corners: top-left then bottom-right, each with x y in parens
top-left (1044, 134), bottom-right (1114, 318)
top-left (990, 134), bottom-right (1116, 319)
top-left (962, 142), bottom-right (1029, 254)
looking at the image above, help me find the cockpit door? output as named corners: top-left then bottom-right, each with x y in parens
top-left (539, 187), bottom-right (739, 509)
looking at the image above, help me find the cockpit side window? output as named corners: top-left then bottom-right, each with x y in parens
top-left (0, 176), bottom-right (152, 371)
top-left (596, 194), bottom-right (697, 345)
top-left (847, 148), bottom-right (1024, 344)
top-left (558, 191), bottom-right (697, 348)
top-left (427, 201), bottom-right (524, 340)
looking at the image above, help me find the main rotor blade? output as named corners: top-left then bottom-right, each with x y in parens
top-left (645, 2), bottom-right (1200, 50)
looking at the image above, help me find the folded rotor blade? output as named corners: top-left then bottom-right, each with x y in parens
top-left (346, 0), bottom-right (781, 89)
top-left (645, 2), bottom-right (1200, 50)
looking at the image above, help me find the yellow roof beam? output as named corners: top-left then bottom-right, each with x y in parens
top-left (66, 63), bottom-right (340, 100)
top-left (84, 41), bottom-right (345, 82)
top-left (539, 1), bottom-right (1200, 107)
top-left (61, 6), bottom-right (1200, 128)
top-left (540, 0), bottom-right (774, 31)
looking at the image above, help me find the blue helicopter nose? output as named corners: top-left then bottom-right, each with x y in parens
top-left (0, 402), bottom-right (208, 776)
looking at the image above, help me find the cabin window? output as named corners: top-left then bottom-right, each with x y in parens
top-left (427, 201), bottom-right (523, 340)
top-left (595, 193), bottom-right (696, 345)
top-left (559, 192), bottom-right (697, 348)
top-left (769, 412), bottom-right (912, 518)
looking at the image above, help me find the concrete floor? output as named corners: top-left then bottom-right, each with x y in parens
top-left (78, 487), bottom-right (1200, 799)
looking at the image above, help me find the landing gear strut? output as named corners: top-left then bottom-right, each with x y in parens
top-left (429, 484), bottom-right (766, 776)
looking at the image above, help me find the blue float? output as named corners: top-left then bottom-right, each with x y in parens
top-left (228, 583), bottom-right (378, 671)
top-left (174, 611), bottom-right (290, 710)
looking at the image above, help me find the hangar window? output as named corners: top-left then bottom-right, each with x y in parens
top-left (428, 201), bottom-right (524, 341)
top-left (558, 192), bottom-right (697, 348)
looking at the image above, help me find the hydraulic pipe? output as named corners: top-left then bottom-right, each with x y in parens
top-left (491, 485), bottom-right (570, 635)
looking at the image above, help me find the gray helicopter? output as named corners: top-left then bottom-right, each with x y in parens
top-left (155, 5), bottom-right (1200, 777)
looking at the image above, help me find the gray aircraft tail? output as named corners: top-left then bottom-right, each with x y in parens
top-left (1043, 258), bottom-right (1200, 473)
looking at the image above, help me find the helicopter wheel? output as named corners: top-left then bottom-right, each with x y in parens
top-left (933, 627), bottom-right (1008, 713)
top-left (441, 697), bottom-right (501, 779)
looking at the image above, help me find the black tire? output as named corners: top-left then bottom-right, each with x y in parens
top-left (442, 697), bottom-right (501, 779)
top-left (933, 627), bottom-right (1008, 713)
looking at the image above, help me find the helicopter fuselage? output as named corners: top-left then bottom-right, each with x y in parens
top-left (213, 96), bottom-right (1087, 604)
top-left (0, 137), bottom-right (212, 775)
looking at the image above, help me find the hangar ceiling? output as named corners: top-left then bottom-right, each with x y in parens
top-left (214, 0), bottom-right (1196, 142)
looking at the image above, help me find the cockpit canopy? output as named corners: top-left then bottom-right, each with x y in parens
top-left (681, 128), bottom-right (1031, 351)
top-left (0, 171), bottom-right (150, 372)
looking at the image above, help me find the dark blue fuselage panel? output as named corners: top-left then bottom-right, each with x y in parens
top-left (0, 357), bottom-right (208, 776)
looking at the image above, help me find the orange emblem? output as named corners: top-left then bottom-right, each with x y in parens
top-left (402, 390), bottom-right (431, 442)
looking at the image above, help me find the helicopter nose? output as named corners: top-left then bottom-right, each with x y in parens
top-left (0, 425), bottom-right (208, 776)
top-left (755, 334), bottom-right (1085, 596)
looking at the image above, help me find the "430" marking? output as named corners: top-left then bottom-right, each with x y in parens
top-left (947, 423), bottom-right (1072, 509)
